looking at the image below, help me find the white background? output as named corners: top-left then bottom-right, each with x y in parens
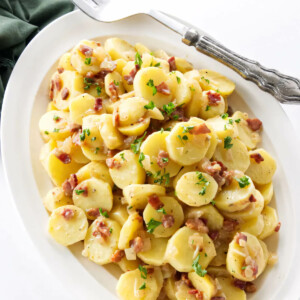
top-left (1, 0), bottom-right (300, 299)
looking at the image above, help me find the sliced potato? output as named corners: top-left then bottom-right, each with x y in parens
top-left (117, 256), bottom-right (141, 272)
top-left (141, 53), bottom-right (170, 73)
top-left (135, 43), bottom-right (151, 55)
top-left (217, 277), bottom-right (246, 300)
top-left (258, 206), bottom-right (279, 240)
top-left (206, 115), bottom-right (236, 140)
top-left (105, 71), bottom-right (125, 99)
top-left (118, 118), bottom-right (150, 136)
top-left (238, 215), bottom-right (264, 237)
top-left (105, 37), bottom-right (136, 61)
top-left (43, 187), bottom-right (73, 213)
top-left (184, 79), bottom-right (202, 118)
top-left (110, 196), bottom-right (129, 226)
top-left (175, 57), bottom-right (193, 73)
top-left (58, 52), bottom-right (76, 72)
top-left (257, 181), bottom-right (274, 206)
top-left (188, 272), bottom-right (217, 299)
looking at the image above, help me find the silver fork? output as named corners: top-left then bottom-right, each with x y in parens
top-left (73, 0), bottom-right (300, 104)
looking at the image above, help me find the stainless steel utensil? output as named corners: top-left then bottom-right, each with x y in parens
top-left (72, 0), bottom-right (300, 104)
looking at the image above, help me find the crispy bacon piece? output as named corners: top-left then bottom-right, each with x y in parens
top-left (168, 56), bottom-right (176, 72)
top-left (86, 208), bottom-right (100, 219)
top-left (236, 232), bottom-right (248, 244)
top-left (157, 150), bottom-right (169, 168)
top-left (69, 123), bottom-right (82, 133)
top-left (190, 123), bottom-right (211, 135)
top-left (54, 75), bottom-right (62, 91)
top-left (93, 221), bottom-right (111, 239)
top-left (130, 237), bottom-right (144, 253)
top-left (94, 97), bottom-right (103, 112)
top-left (250, 153), bottom-right (264, 163)
top-left (246, 118), bottom-right (262, 131)
top-left (124, 64), bottom-right (140, 85)
top-left (77, 186), bottom-right (88, 197)
top-left (111, 250), bottom-right (125, 263)
top-left (54, 149), bottom-right (71, 164)
top-left (49, 80), bottom-right (54, 100)
top-left (227, 105), bottom-right (234, 116)
top-left (186, 218), bottom-right (209, 233)
top-left (57, 67), bottom-right (64, 74)
top-left (249, 194), bottom-right (256, 202)
top-left (233, 279), bottom-right (247, 290)
top-left (156, 82), bottom-right (171, 95)
top-left (107, 149), bottom-right (119, 158)
top-left (181, 273), bottom-right (193, 287)
top-left (54, 116), bottom-right (61, 123)
top-left (148, 194), bottom-right (164, 210)
top-left (164, 107), bottom-right (188, 122)
top-left (162, 214), bottom-right (175, 229)
top-left (114, 112), bottom-right (120, 127)
top-left (106, 158), bottom-right (122, 169)
top-left (188, 289), bottom-right (204, 300)
top-left (244, 282), bottom-right (257, 293)
top-left (108, 82), bottom-right (118, 102)
top-left (61, 87), bottom-right (69, 100)
top-left (207, 91), bottom-right (221, 105)
top-left (62, 174), bottom-right (78, 197)
top-left (61, 208), bottom-right (74, 220)
top-left (79, 44), bottom-right (93, 56)
top-left (275, 222), bottom-right (281, 232)
top-left (208, 230), bottom-right (219, 241)
top-left (223, 219), bottom-right (239, 232)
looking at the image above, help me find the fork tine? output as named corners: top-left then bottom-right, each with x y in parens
top-left (72, 0), bottom-right (101, 21)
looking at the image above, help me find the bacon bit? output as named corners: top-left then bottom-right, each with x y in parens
top-left (62, 174), bottom-right (78, 197)
top-left (54, 149), bottom-right (71, 164)
top-left (188, 290), bottom-right (203, 300)
top-left (249, 194), bottom-right (256, 202)
top-left (186, 218), bottom-right (209, 233)
top-left (86, 208), bottom-right (100, 219)
top-left (78, 186), bottom-right (88, 197)
top-left (111, 250), bottom-right (125, 263)
top-left (49, 80), bottom-right (54, 100)
top-left (129, 237), bottom-right (144, 253)
top-left (208, 230), bottom-right (219, 241)
top-left (181, 273), bottom-right (193, 288)
top-left (69, 123), bottom-right (82, 133)
top-left (157, 150), bottom-right (169, 168)
top-left (79, 44), bottom-right (93, 57)
top-left (61, 87), bottom-right (69, 100)
top-left (233, 279), bottom-right (246, 290)
top-left (223, 219), bottom-right (239, 232)
top-left (106, 158), bottom-right (122, 169)
top-left (147, 268), bottom-right (154, 275)
top-left (85, 71), bottom-right (95, 78)
top-left (250, 153), bottom-right (264, 163)
top-left (114, 112), bottom-right (120, 127)
top-left (164, 107), bottom-right (188, 122)
top-left (124, 64), bottom-right (140, 85)
top-left (93, 221), bottom-right (111, 239)
top-left (106, 149), bottom-right (119, 158)
top-left (190, 123), bottom-right (211, 135)
top-left (275, 222), bottom-right (281, 232)
top-left (162, 214), bottom-right (175, 228)
top-left (148, 194), bottom-right (164, 210)
top-left (244, 282), bottom-right (257, 293)
top-left (61, 208), bottom-right (75, 220)
top-left (57, 67), bottom-right (64, 74)
top-left (54, 116), bottom-right (61, 123)
top-left (94, 97), bottom-right (103, 112)
top-left (207, 91), bottom-right (221, 105)
top-left (156, 82), bottom-right (171, 95)
top-left (54, 75), bottom-right (62, 91)
top-left (227, 106), bottom-right (234, 116)
top-left (108, 82), bottom-right (118, 102)
top-left (211, 297), bottom-right (226, 300)
top-left (236, 232), bottom-right (248, 244)
top-left (246, 118), bottom-right (262, 131)
top-left (168, 56), bottom-right (176, 72)
top-left (96, 42), bottom-right (101, 46)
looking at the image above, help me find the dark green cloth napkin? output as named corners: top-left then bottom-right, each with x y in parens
top-left (0, 0), bottom-right (74, 109)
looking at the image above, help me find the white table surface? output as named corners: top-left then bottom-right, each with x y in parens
top-left (1, 0), bottom-right (300, 299)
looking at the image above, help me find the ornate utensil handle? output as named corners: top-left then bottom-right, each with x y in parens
top-left (183, 29), bottom-right (300, 104)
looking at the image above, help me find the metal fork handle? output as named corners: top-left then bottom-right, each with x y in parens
top-left (183, 29), bottom-right (300, 104)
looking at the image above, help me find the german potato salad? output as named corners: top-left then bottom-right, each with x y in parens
top-left (39, 37), bottom-right (280, 300)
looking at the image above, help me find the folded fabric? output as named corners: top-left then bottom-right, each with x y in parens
top-left (0, 0), bottom-right (74, 109)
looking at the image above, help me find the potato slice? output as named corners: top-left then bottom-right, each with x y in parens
top-left (43, 187), bottom-right (73, 213)
top-left (117, 256), bottom-right (141, 272)
top-left (122, 61), bottom-right (135, 92)
top-left (166, 119), bottom-right (211, 166)
top-left (165, 226), bottom-right (216, 272)
top-left (115, 58), bottom-right (127, 74)
top-left (238, 215), bottom-right (264, 237)
top-left (58, 52), bottom-right (76, 72)
top-left (104, 37), bottom-right (136, 61)
top-left (133, 67), bottom-right (173, 109)
top-left (175, 57), bottom-right (193, 73)
top-left (110, 196), bottom-right (129, 226)
top-left (206, 115), bottom-right (236, 139)
top-left (47, 101), bottom-right (58, 112)
top-left (198, 69), bottom-right (235, 97)
top-left (246, 148), bottom-right (277, 185)
top-left (109, 150), bottom-right (146, 189)
top-left (137, 236), bottom-right (168, 266)
top-left (176, 172), bottom-right (218, 207)
top-left (143, 196), bottom-right (184, 238)
top-left (216, 277), bottom-right (246, 300)
top-left (123, 184), bottom-right (166, 209)
top-left (72, 178), bottom-right (113, 212)
top-left (140, 131), bottom-right (181, 177)
top-left (256, 181), bottom-right (274, 206)
top-left (76, 161), bottom-right (113, 187)
top-left (135, 43), bottom-right (151, 55)
top-left (214, 175), bottom-right (255, 213)
top-left (82, 217), bottom-right (121, 265)
top-left (184, 79), bottom-right (202, 118)
top-left (116, 267), bottom-right (163, 300)
top-left (207, 266), bottom-right (231, 278)
top-left (226, 232), bottom-right (266, 281)
top-left (104, 71), bottom-right (125, 98)
top-left (213, 137), bottom-right (250, 172)
top-left (48, 205), bottom-right (88, 246)
top-left (141, 53), bottom-right (170, 73)
top-left (40, 139), bottom-right (57, 169)
top-left (164, 278), bottom-right (177, 300)
top-left (39, 110), bottom-right (71, 142)
top-left (118, 212), bottom-right (144, 249)
top-left (118, 118), bottom-right (151, 136)
top-left (232, 111), bottom-right (260, 149)
top-left (188, 273), bottom-right (217, 299)
top-left (258, 206), bottom-right (279, 240)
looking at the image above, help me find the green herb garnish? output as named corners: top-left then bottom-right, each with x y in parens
top-left (139, 282), bottom-right (146, 290)
top-left (84, 57), bottom-right (91, 65)
top-left (138, 152), bottom-right (145, 167)
top-left (144, 101), bottom-right (155, 110)
top-left (192, 254), bottom-right (207, 277)
top-left (146, 79), bottom-right (157, 96)
top-left (146, 218), bottom-right (162, 233)
top-left (157, 207), bottom-right (166, 214)
top-left (131, 132), bottom-right (147, 154)
top-left (235, 176), bottom-right (250, 188)
top-left (99, 208), bottom-right (109, 218)
top-left (138, 265), bottom-right (147, 279)
top-left (135, 52), bottom-right (143, 68)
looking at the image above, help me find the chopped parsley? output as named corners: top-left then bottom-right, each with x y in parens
top-left (96, 86), bottom-right (102, 96)
top-left (94, 147), bottom-right (100, 154)
top-left (135, 52), bottom-right (143, 68)
top-left (162, 157), bottom-right (169, 164)
top-left (160, 128), bottom-right (164, 134)
top-left (139, 282), bottom-right (146, 290)
top-left (138, 152), bottom-right (145, 167)
top-left (152, 170), bottom-right (170, 185)
top-left (131, 132), bottom-right (147, 154)
top-left (181, 125), bottom-right (194, 133)
top-left (53, 128), bottom-right (59, 132)
top-left (162, 102), bottom-right (176, 115)
top-left (53, 115), bottom-right (60, 121)
top-left (172, 114), bottom-right (179, 120)
top-left (157, 207), bottom-right (166, 214)
top-left (120, 153), bottom-right (126, 161)
top-left (190, 86), bottom-right (195, 92)
top-left (99, 208), bottom-right (109, 218)
top-left (195, 172), bottom-right (210, 196)
top-left (80, 128), bottom-right (91, 141)
top-left (176, 76), bottom-right (181, 84)
top-left (235, 176), bottom-right (250, 188)
top-left (224, 136), bottom-right (233, 149)
top-left (44, 131), bottom-right (49, 135)
top-left (113, 80), bottom-right (119, 86)
top-left (138, 265), bottom-right (147, 279)
top-left (146, 218), bottom-right (162, 233)
top-left (201, 76), bottom-right (210, 84)
top-left (109, 228), bottom-right (113, 233)
top-left (91, 137), bottom-right (96, 141)
top-left (228, 119), bottom-right (234, 125)
top-left (221, 113), bottom-right (229, 119)
top-left (235, 119), bottom-right (241, 123)
top-left (210, 200), bottom-right (215, 206)
top-left (83, 77), bottom-right (99, 90)
top-left (84, 57), bottom-right (91, 65)
top-left (241, 266), bottom-right (247, 270)
top-left (205, 105), bottom-right (211, 111)
top-left (154, 62), bottom-right (160, 67)
top-left (144, 101), bottom-right (155, 110)
top-left (75, 189), bottom-right (86, 195)
top-left (192, 254), bottom-right (207, 277)
top-left (146, 79), bottom-right (157, 96)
